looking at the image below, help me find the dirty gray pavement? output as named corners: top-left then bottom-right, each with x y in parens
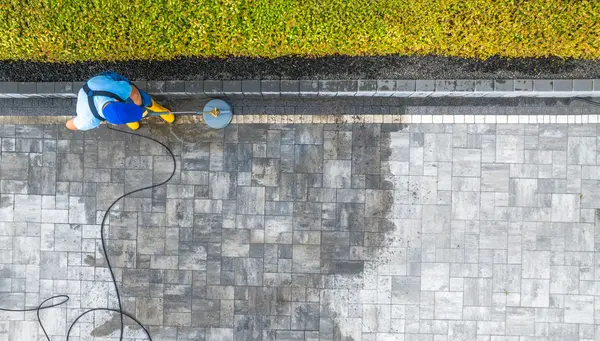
top-left (0, 97), bottom-right (595, 118)
top-left (1, 122), bottom-right (599, 341)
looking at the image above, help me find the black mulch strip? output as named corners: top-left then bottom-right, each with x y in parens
top-left (1, 55), bottom-right (599, 82)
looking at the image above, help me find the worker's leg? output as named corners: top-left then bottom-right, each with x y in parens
top-left (129, 85), bottom-right (174, 124)
top-left (138, 88), bottom-right (152, 107)
top-left (147, 99), bottom-right (175, 123)
top-left (138, 90), bottom-right (175, 123)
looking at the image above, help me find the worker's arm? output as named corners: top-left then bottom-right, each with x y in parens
top-left (66, 118), bottom-right (78, 131)
top-left (129, 86), bottom-right (143, 106)
top-left (111, 80), bottom-right (143, 106)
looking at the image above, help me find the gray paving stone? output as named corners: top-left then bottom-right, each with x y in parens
top-left (234, 258), bottom-right (263, 286)
top-left (12, 236), bottom-right (40, 265)
top-left (452, 191), bottom-right (480, 220)
top-left (291, 202), bottom-right (320, 231)
top-left (506, 307), bottom-right (535, 336)
top-left (521, 279), bottom-right (549, 307)
top-left (565, 222), bottom-right (593, 251)
top-left (352, 145), bottom-right (380, 175)
top-left (251, 158), bottom-right (280, 187)
top-left (564, 295), bottom-right (594, 324)
top-left (57, 153), bottom-right (83, 181)
top-left (295, 125), bottom-right (323, 145)
top-left (550, 266), bottom-right (579, 294)
top-left (452, 148), bottom-right (481, 177)
top-left (434, 292), bottom-right (463, 319)
top-left (421, 263), bottom-right (449, 291)
top-left (324, 131), bottom-right (352, 160)
top-left (567, 136), bottom-right (596, 165)
top-left (209, 172), bottom-right (237, 200)
top-left (391, 277), bottom-right (420, 305)
top-left (336, 203), bottom-right (363, 231)
top-left (522, 251), bottom-right (551, 279)
top-left (551, 194), bottom-right (580, 222)
top-left (496, 135), bottom-right (524, 163)
top-left (0, 153), bottom-right (29, 180)
top-left (294, 145), bottom-right (323, 173)
top-left (279, 173), bottom-right (308, 201)
top-left (292, 245), bottom-right (320, 273)
top-left (236, 187), bottom-right (265, 215)
top-left (323, 160), bottom-right (351, 189)
top-left (13, 194), bottom-right (41, 222)
top-left (353, 125), bottom-right (381, 147)
top-left (166, 199), bottom-right (194, 228)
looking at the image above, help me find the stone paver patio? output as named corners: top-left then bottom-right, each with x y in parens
top-left (0, 123), bottom-right (599, 341)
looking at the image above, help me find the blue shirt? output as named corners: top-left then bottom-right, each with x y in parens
top-left (74, 75), bottom-right (133, 130)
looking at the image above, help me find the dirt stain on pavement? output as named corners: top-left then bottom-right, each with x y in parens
top-left (149, 121), bottom-right (223, 143)
top-left (91, 315), bottom-right (121, 337)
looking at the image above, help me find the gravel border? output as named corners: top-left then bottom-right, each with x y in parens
top-left (1, 56), bottom-right (600, 82)
top-left (1, 79), bottom-right (598, 99)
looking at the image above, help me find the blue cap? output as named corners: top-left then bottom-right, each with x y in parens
top-left (102, 102), bottom-right (144, 125)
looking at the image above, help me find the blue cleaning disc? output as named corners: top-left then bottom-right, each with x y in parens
top-left (202, 99), bottom-right (233, 129)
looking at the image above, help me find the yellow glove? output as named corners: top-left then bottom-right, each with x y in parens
top-left (146, 99), bottom-right (175, 123)
top-left (146, 99), bottom-right (172, 114)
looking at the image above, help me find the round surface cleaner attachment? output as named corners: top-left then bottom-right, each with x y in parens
top-left (202, 99), bottom-right (233, 129)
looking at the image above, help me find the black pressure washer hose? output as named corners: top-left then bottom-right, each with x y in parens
top-left (0, 124), bottom-right (176, 341)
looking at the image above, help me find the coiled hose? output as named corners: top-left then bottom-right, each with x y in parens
top-left (0, 124), bottom-right (176, 341)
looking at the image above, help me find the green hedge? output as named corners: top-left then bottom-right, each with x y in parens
top-left (1, 0), bottom-right (599, 62)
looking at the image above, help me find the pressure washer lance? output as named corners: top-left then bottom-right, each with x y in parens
top-left (153, 98), bottom-right (233, 129)
top-left (144, 107), bottom-right (230, 117)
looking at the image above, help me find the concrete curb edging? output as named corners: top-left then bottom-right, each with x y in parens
top-left (1, 79), bottom-right (599, 99)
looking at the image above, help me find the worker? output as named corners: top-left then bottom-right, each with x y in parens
top-left (65, 71), bottom-right (175, 131)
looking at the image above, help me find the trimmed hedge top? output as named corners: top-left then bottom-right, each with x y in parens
top-left (1, 0), bottom-right (599, 62)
